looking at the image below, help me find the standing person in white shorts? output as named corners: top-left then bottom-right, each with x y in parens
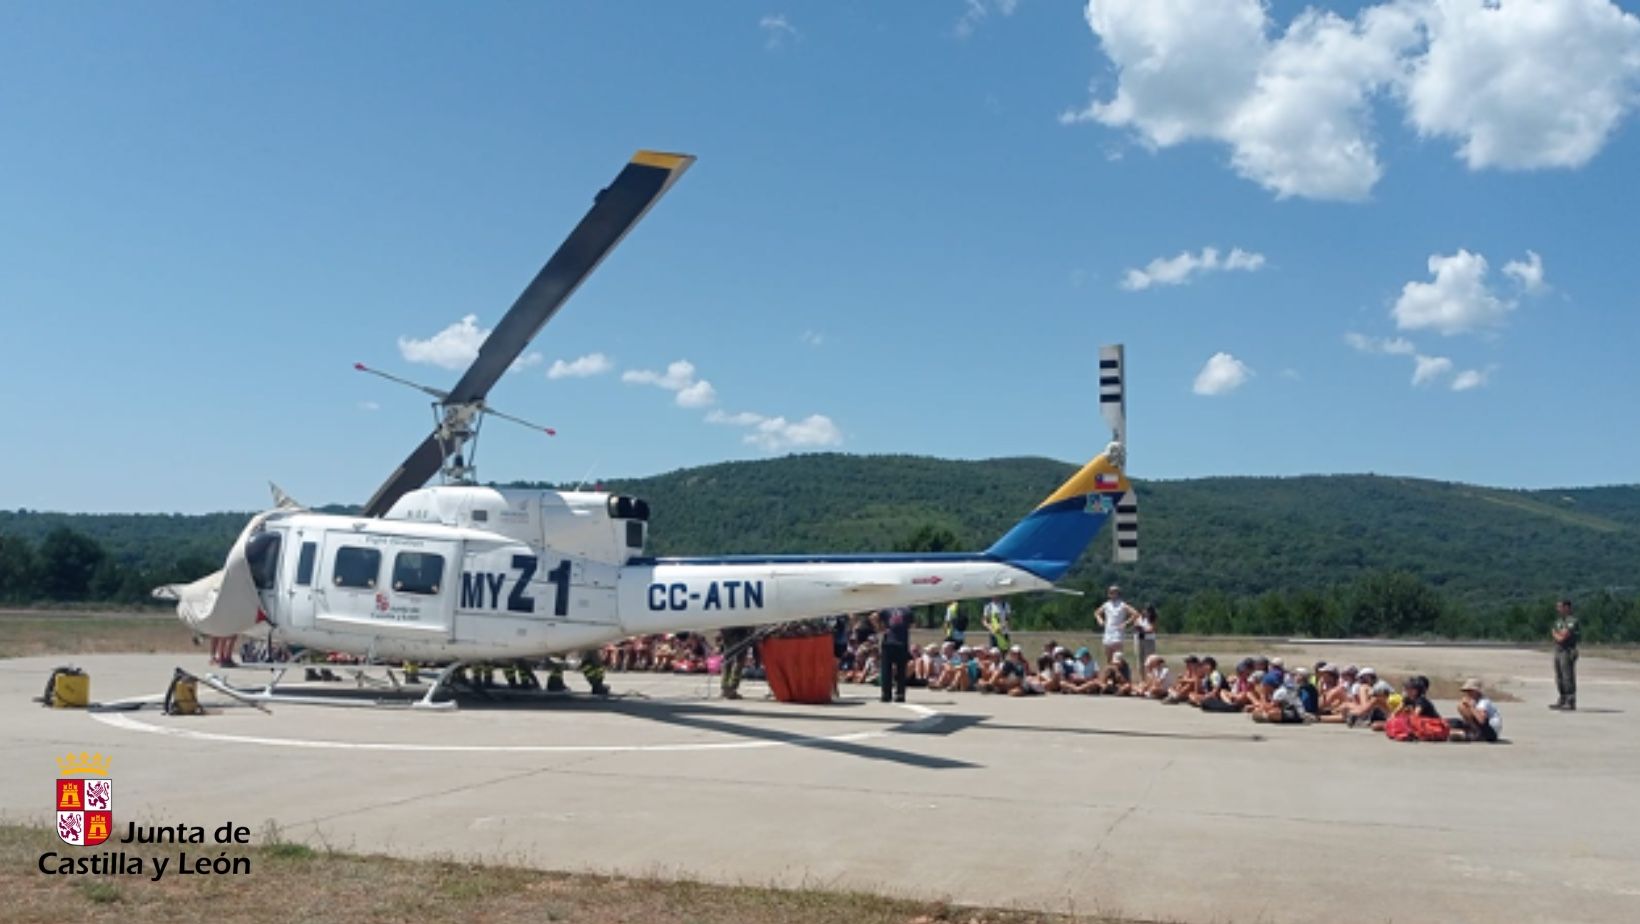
top-left (1096, 585), bottom-right (1138, 665)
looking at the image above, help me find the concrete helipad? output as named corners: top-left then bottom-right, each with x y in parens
top-left (3, 647), bottom-right (1638, 923)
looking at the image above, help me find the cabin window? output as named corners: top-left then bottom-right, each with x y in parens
top-left (246, 532), bottom-right (282, 591)
top-left (471, 509), bottom-right (488, 523)
top-left (392, 552), bottom-right (445, 596)
top-left (294, 542), bottom-right (317, 587)
top-left (626, 520), bottom-right (645, 549)
top-left (332, 547), bottom-right (381, 590)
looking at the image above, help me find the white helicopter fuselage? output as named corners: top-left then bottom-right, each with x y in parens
top-left (206, 484), bottom-right (1060, 663)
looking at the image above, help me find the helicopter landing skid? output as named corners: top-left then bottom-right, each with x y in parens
top-left (195, 664), bottom-right (461, 711)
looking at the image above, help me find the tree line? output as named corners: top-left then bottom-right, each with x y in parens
top-left (0, 528), bottom-right (216, 606)
top-left (3, 523), bottom-right (1638, 643)
top-left (5, 451), bottom-right (1638, 641)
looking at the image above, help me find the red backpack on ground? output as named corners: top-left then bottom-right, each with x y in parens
top-left (1384, 711), bottom-right (1415, 741)
top-left (1385, 711), bottom-right (1450, 742)
top-left (1414, 715), bottom-right (1451, 742)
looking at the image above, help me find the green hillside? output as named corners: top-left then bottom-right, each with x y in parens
top-left (3, 454), bottom-right (1637, 640)
top-left (587, 454), bottom-right (1640, 606)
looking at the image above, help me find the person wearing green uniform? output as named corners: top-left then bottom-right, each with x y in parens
top-left (1550, 598), bottom-right (1580, 711)
top-left (719, 626), bottom-right (753, 700)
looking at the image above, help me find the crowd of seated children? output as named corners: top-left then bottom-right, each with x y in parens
top-left (602, 631), bottom-right (736, 676)
top-left (602, 613), bottom-right (1505, 745)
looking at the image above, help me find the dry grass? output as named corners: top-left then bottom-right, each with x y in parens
top-left (1, 824), bottom-right (1132, 924)
top-left (1584, 646), bottom-right (1640, 664)
top-left (0, 610), bottom-right (195, 660)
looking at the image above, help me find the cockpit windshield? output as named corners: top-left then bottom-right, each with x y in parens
top-left (245, 531), bottom-right (282, 591)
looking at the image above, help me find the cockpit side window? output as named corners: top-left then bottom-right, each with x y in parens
top-left (333, 547), bottom-right (381, 590)
top-left (245, 532), bottom-right (282, 591)
top-left (392, 552), bottom-right (445, 596)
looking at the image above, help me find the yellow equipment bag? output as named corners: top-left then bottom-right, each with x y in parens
top-left (164, 669), bottom-right (204, 716)
top-left (46, 667), bottom-right (90, 709)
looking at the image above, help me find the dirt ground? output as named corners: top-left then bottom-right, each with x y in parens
top-left (1, 824), bottom-right (1121, 924)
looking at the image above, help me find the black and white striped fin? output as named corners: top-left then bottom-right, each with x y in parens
top-left (1099, 344), bottom-right (1126, 449)
top-left (1113, 489), bottom-right (1139, 563)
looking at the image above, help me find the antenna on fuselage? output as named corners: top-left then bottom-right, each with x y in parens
top-left (572, 460), bottom-right (601, 493)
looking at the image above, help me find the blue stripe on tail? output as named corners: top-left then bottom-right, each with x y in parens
top-left (984, 495), bottom-right (1113, 582)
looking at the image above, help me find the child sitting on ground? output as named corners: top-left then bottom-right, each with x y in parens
top-left (1449, 678), bottom-right (1503, 742)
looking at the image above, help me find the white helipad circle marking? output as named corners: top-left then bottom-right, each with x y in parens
top-left (88, 695), bottom-right (937, 754)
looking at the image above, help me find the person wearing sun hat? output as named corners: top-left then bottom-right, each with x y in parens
top-left (1451, 678), bottom-right (1503, 742)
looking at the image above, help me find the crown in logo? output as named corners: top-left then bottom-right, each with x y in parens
top-left (56, 752), bottom-right (111, 777)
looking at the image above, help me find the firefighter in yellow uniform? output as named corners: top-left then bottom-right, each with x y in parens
top-left (546, 651), bottom-right (610, 695)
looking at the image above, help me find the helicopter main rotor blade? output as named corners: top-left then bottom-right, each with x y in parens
top-left (361, 432), bottom-right (446, 517)
top-left (360, 150), bottom-right (694, 518)
top-left (447, 150), bottom-right (694, 405)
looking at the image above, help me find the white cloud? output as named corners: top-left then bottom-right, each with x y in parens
top-left (623, 360), bottom-right (697, 390)
top-left (748, 414), bottom-right (843, 451)
top-left (676, 380), bottom-right (718, 408)
top-left (1405, 0), bottom-right (1640, 171)
top-left (396, 314), bottom-right (540, 372)
top-left (1392, 249), bottom-right (1516, 335)
top-left (1411, 354), bottom-right (1454, 386)
top-left (546, 353), bottom-right (613, 380)
top-left (1120, 246), bottom-right (1266, 291)
top-left (1451, 367), bottom-right (1490, 391)
top-left (1193, 352), bottom-right (1252, 396)
top-left (955, 0), bottom-right (1021, 39)
top-left (623, 360), bottom-right (717, 408)
top-left (1222, 248), bottom-right (1266, 272)
top-left (358, 401), bottom-right (380, 412)
top-left (710, 409), bottom-right (843, 452)
top-left (1503, 250), bottom-right (1547, 293)
top-left (706, 410), bottom-right (765, 427)
top-left (1346, 331), bottom-right (1418, 355)
top-left (759, 13), bottom-right (798, 50)
top-left (397, 314), bottom-right (488, 370)
top-left (708, 408), bottom-right (844, 451)
top-left (1348, 330), bottom-right (1503, 391)
top-left (800, 330), bottom-right (826, 347)
top-left (1065, 0), bottom-right (1640, 200)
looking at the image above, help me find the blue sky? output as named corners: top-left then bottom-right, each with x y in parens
top-left (2, 1), bottom-right (1637, 513)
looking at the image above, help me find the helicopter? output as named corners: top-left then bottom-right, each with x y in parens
top-left (153, 150), bottom-right (1140, 705)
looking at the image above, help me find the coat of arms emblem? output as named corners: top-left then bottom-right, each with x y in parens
top-left (56, 752), bottom-right (112, 847)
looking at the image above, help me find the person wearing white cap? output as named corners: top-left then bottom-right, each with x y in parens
top-left (1134, 654), bottom-right (1171, 699)
top-left (929, 645), bottom-right (966, 692)
top-left (1451, 678), bottom-right (1502, 742)
top-left (1042, 646), bottom-right (1074, 693)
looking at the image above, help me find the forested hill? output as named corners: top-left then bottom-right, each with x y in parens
top-left (3, 454), bottom-right (1638, 638)
top-left (590, 454), bottom-right (1640, 609)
